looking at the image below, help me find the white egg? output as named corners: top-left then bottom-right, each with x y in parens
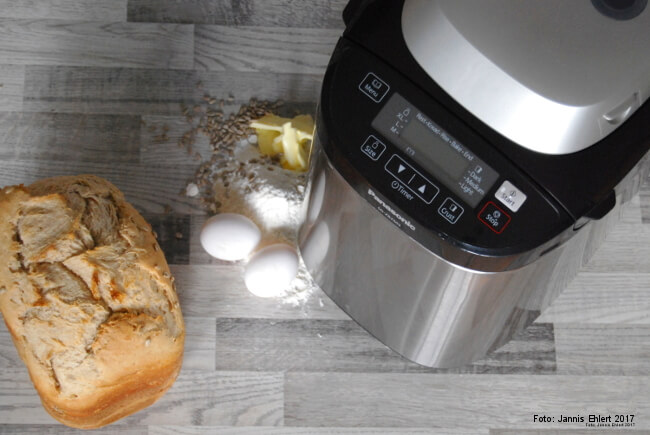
top-left (200, 213), bottom-right (261, 261)
top-left (245, 244), bottom-right (299, 298)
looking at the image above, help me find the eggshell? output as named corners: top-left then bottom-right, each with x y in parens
top-left (200, 213), bottom-right (261, 261)
top-left (245, 244), bottom-right (299, 298)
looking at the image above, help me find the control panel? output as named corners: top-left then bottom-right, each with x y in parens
top-left (319, 40), bottom-right (574, 255)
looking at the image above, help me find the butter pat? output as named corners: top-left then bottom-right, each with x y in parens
top-left (250, 114), bottom-right (315, 171)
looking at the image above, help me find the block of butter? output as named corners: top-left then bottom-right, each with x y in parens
top-left (250, 114), bottom-right (314, 171)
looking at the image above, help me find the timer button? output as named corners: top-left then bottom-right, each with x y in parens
top-left (479, 202), bottom-right (511, 234)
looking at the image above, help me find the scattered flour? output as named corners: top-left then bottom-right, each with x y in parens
top-left (211, 138), bottom-right (315, 305)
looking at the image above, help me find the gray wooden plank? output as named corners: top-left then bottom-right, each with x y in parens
top-left (0, 319), bottom-right (21, 369)
top-left (0, 369), bottom-right (283, 427)
top-left (171, 264), bottom-right (349, 321)
top-left (285, 373), bottom-right (650, 429)
top-left (554, 324), bottom-right (650, 375)
top-left (642, 189), bottom-right (650, 224)
top-left (537, 273), bottom-right (650, 324)
top-left (0, 368), bottom-right (58, 424)
top-left (0, 112), bottom-right (140, 162)
top-left (491, 431), bottom-right (646, 435)
top-left (149, 427), bottom-right (484, 435)
top-left (194, 25), bottom-right (338, 73)
top-left (0, 0), bottom-right (127, 21)
top-left (0, 19), bottom-right (193, 69)
top-left (0, 425), bottom-right (146, 434)
top-left (140, 101), bottom-right (317, 167)
top-left (128, 0), bottom-right (347, 29)
top-left (24, 66), bottom-right (321, 115)
top-left (582, 223), bottom-right (650, 272)
top-left (213, 318), bottom-right (555, 374)
top-left (140, 213), bottom-right (191, 265)
top-left (119, 371), bottom-right (283, 426)
top-left (0, 65), bottom-right (24, 111)
top-left (182, 317), bottom-right (216, 371)
top-left (0, 160), bottom-right (203, 215)
top-left (140, 115), bottom-right (212, 166)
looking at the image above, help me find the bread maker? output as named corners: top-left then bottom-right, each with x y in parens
top-left (299, 0), bottom-right (650, 368)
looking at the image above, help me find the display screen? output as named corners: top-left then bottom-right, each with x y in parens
top-left (372, 93), bottom-right (499, 208)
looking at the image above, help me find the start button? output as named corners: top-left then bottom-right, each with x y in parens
top-left (495, 180), bottom-right (527, 212)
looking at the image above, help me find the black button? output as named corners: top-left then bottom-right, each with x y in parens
top-left (408, 174), bottom-right (439, 204)
top-left (438, 198), bottom-right (464, 224)
top-left (359, 73), bottom-right (390, 103)
top-left (478, 202), bottom-right (511, 234)
top-left (385, 155), bottom-right (416, 184)
top-left (360, 135), bottom-right (386, 161)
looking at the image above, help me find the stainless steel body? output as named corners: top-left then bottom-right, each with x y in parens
top-left (299, 142), bottom-right (650, 368)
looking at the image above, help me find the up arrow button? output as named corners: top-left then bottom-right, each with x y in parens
top-left (418, 185), bottom-right (426, 194)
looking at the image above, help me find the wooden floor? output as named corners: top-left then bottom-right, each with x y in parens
top-left (1, 1), bottom-right (650, 434)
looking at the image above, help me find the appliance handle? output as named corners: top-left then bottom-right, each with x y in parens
top-left (584, 190), bottom-right (617, 220)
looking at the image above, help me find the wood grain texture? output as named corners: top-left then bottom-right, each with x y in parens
top-left (0, 65), bottom-right (24, 111)
top-left (537, 273), bottom-right (650, 324)
top-left (554, 324), bottom-right (650, 375)
top-left (140, 115), bottom-right (212, 166)
top-left (149, 427), bottom-right (484, 435)
top-left (0, 0), bottom-right (127, 21)
top-left (642, 188), bottom-right (650, 223)
top-left (141, 213), bottom-right (192, 265)
top-left (0, 112), bottom-right (140, 162)
top-left (490, 431), bottom-right (638, 435)
top-left (118, 371), bottom-right (283, 427)
top-left (24, 66), bottom-right (321, 115)
top-left (285, 373), bottom-right (650, 429)
top-left (0, 369), bottom-right (58, 425)
top-left (0, 20), bottom-right (193, 69)
top-left (0, 425), bottom-right (147, 434)
top-left (0, 320), bottom-right (21, 369)
top-left (194, 25), bottom-right (338, 73)
top-left (128, 0), bottom-right (347, 28)
top-left (183, 317), bottom-right (217, 371)
top-left (171, 264), bottom-right (349, 320)
top-left (213, 318), bottom-right (555, 374)
top-left (0, 368), bottom-right (283, 427)
top-left (581, 223), bottom-right (650, 272)
top-left (0, 160), bottom-right (202, 215)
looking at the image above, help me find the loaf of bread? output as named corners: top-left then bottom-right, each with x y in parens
top-left (0, 175), bottom-right (185, 429)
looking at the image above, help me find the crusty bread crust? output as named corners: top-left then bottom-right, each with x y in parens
top-left (0, 175), bottom-right (185, 429)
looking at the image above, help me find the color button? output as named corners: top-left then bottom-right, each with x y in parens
top-left (438, 198), bottom-right (464, 224)
top-left (359, 73), bottom-right (390, 103)
top-left (478, 201), bottom-right (511, 234)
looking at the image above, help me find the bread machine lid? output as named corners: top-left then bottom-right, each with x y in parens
top-left (402, 0), bottom-right (650, 155)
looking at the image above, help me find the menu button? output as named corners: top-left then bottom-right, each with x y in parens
top-left (359, 73), bottom-right (390, 103)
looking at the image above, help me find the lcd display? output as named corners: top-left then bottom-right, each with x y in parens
top-left (372, 93), bottom-right (499, 208)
